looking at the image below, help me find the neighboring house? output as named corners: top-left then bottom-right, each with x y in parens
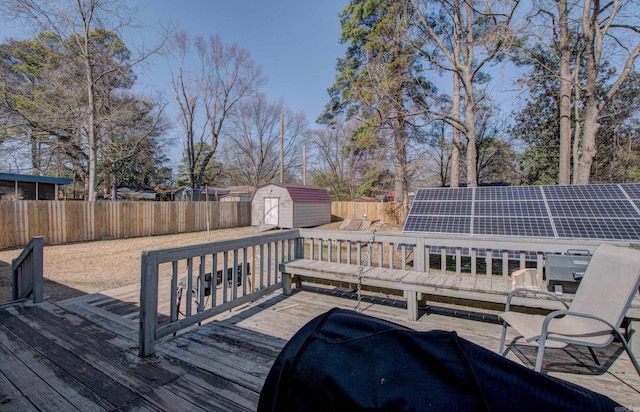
top-left (171, 186), bottom-right (230, 201)
top-left (220, 185), bottom-right (255, 202)
top-left (386, 191), bottom-right (396, 202)
top-left (0, 172), bottom-right (71, 200)
top-left (114, 186), bottom-right (158, 201)
top-left (251, 183), bottom-right (331, 229)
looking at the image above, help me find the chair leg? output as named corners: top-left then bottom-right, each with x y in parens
top-left (587, 347), bottom-right (601, 366)
top-left (176, 287), bottom-right (183, 319)
top-left (535, 334), bottom-right (547, 373)
top-left (613, 328), bottom-right (640, 377)
top-left (499, 322), bottom-right (507, 356)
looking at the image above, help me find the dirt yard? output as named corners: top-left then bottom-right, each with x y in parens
top-left (0, 220), bottom-right (401, 303)
top-left (0, 227), bottom-right (256, 302)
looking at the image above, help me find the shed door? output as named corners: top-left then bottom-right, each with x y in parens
top-left (264, 197), bottom-right (279, 225)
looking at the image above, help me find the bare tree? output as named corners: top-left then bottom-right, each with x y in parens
top-left (524, 0), bottom-right (640, 184)
top-left (574, 0), bottom-right (640, 183)
top-left (307, 120), bottom-right (371, 199)
top-left (410, 0), bottom-right (520, 187)
top-left (2, 0), bottom-right (168, 199)
top-left (219, 94), bottom-right (305, 187)
top-left (170, 32), bottom-right (265, 189)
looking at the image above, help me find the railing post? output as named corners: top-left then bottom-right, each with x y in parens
top-left (139, 252), bottom-right (159, 357)
top-left (536, 252), bottom-right (544, 285)
top-left (32, 237), bottom-right (44, 303)
top-left (414, 237), bottom-right (425, 272)
top-left (486, 249), bottom-right (493, 279)
top-left (11, 236), bottom-right (44, 303)
top-left (502, 250), bottom-right (509, 279)
top-left (295, 236), bottom-right (303, 259)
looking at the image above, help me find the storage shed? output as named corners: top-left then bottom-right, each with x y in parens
top-left (251, 183), bottom-right (331, 228)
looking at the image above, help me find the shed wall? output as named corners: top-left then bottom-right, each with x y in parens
top-left (251, 185), bottom-right (294, 227)
top-left (293, 202), bottom-right (331, 228)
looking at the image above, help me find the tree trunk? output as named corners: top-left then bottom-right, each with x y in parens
top-left (576, 89), bottom-right (599, 184)
top-left (87, 79), bottom-right (98, 200)
top-left (450, 0), bottom-right (462, 188)
top-left (451, 69), bottom-right (461, 188)
top-left (30, 130), bottom-right (41, 176)
top-left (574, 0), bottom-right (599, 184)
top-left (572, 75), bottom-right (582, 184)
top-left (82, 8), bottom-right (98, 201)
top-left (462, 1), bottom-right (477, 188)
top-left (557, 0), bottom-right (572, 184)
top-left (462, 71), bottom-right (477, 187)
top-left (393, 115), bottom-right (409, 214)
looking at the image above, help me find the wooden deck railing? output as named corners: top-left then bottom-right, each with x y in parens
top-left (138, 228), bottom-right (627, 356)
top-left (297, 229), bottom-right (619, 284)
top-left (139, 229), bottom-right (303, 356)
top-left (12, 236), bottom-right (44, 303)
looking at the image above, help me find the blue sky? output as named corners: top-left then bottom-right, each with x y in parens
top-left (0, 1), bottom-right (349, 164)
top-left (134, 0), bottom-right (348, 124)
top-left (0, 1), bottom-right (524, 166)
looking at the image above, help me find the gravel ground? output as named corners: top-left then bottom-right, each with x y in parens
top-left (0, 227), bottom-right (255, 302)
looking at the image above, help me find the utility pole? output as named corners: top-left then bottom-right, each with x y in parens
top-left (303, 146), bottom-right (306, 185)
top-left (280, 114), bottom-right (284, 184)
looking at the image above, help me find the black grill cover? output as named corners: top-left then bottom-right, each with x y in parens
top-left (258, 308), bottom-right (621, 411)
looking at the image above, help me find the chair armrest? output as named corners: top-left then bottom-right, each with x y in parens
top-left (505, 288), bottom-right (570, 312)
top-left (540, 310), bottom-right (620, 341)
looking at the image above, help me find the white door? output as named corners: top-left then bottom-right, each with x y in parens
top-left (264, 198), bottom-right (279, 225)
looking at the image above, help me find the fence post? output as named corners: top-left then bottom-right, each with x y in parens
top-left (139, 252), bottom-right (159, 357)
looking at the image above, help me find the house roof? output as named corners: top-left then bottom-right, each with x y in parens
top-left (257, 183), bottom-right (332, 203)
top-left (352, 196), bottom-right (378, 202)
top-left (226, 185), bottom-right (255, 195)
top-left (171, 186), bottom-right (230, 195)
top-left (0, 172), bottom-right (72, 185)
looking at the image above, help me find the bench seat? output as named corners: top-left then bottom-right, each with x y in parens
top-left (279, 259), bottom-right (573, 321)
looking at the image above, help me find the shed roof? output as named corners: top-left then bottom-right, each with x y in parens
top-left (0, 172), bottom-right (72, 185)
top-left (257, 183), bottom-right (331, 202)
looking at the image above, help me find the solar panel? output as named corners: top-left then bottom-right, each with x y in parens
top-left (475, 185), bottom-right (543, 201)
top-left (621, 183), bottom-right (640, 200)
top-left (473, 217), bottom-right (555, 237)
top-left (403, 215), bottom-right (470, 234)
top-left (409, 201), bottom-right (471, 216)
top-left (543, 184), bottom-right (626, 200)
top-left (548, 199), bottom-right (639, 218)
top-left (474, 201), bottom-right (548, 217)
top-left (554, 217), bottom-right (640, 240)
top-left (413, 187), bottom-right (473, 201)
top-left (403, 184), bottom-right (640, 242)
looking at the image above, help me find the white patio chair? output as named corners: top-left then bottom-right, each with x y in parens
top-left (499, 243), bottom-right (640, 375)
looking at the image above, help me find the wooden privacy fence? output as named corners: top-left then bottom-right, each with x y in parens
top-left (331, 201), bottom-right (406, 225)
top-left (0, 201), bottom-right (251, 249)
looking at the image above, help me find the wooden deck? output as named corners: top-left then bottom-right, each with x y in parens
top-left (1, 282), bottom-right (640, 410)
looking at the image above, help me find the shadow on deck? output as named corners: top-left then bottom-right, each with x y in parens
top-left (1, 283), bottom-right (640, 410)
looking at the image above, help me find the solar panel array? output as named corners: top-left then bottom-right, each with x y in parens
top-left (403, 184), bottom-right (640, 241)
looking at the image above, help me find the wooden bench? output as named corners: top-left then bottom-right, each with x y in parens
top-left (279, 258), bottom-right (640, 356)
top-left (278, 259), bottom-right (573, 321)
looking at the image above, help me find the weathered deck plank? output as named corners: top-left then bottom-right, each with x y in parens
top-left (3, 282), bottom-right (640, 411)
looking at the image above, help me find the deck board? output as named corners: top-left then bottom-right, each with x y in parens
top-left (2, 282), bottom-right (640, 410)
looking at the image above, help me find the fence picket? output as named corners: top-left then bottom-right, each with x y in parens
top-left (0, 201), bottom-right (252, 249)
top-left (2, 200), bottom-right (406, 249)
